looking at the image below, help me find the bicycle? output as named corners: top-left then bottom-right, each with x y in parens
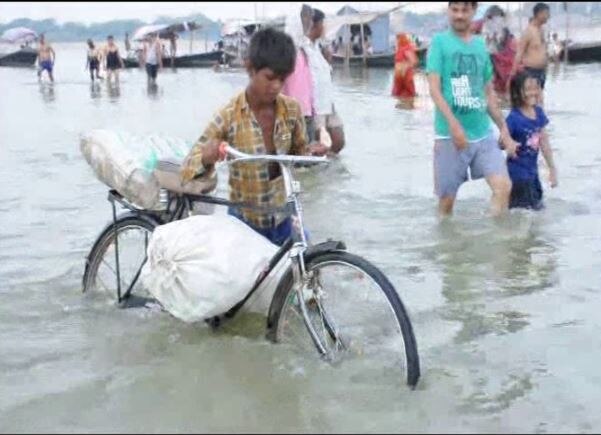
top-left (82, 145), bottom-right (421, 388)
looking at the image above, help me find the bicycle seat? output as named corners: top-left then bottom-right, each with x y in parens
top-left (154, 159), bottom-right (217, 195)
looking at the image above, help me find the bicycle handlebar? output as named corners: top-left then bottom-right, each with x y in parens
top-left (220, 143), bottom-right (329, 166)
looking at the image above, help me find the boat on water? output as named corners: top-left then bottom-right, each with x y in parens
top-left (0, 46), bottom-right (37, 67)
top-left (122, 50), bottom-right (231, 68)
top-left (323, 5), bottom-right (429, 69)
top-left (0, 27), bottom-right (38, 67)
top-left (331, 46), bottom-right (427, 68)
top-left (123, 21), bottom-right (231, 69)
top-left (219, 17), bottom-right (286, 68)
top-left (560, 41), bottom-right (601, 63)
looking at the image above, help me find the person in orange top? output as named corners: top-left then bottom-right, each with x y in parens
top-left (392, 33), bottom-right (418, 99)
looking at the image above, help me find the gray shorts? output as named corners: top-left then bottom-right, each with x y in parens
top-left (433, 134), bottom-right (508, 198)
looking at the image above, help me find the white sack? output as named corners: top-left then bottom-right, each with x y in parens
top-left (80, 129), bottom-right (193, 209)
top-left (141, 215), bottom-right (289, 322)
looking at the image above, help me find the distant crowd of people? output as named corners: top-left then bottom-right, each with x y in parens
top-left (36, 31), bottom-right (179, 86)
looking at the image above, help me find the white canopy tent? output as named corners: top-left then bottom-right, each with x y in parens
top-left (0, 27), bottom-right (38, 44)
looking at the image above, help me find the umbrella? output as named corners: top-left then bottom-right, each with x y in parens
top-left (132, 21), bottom-right (201, 41)
top-left (0, 27), bottom-right (38, 43)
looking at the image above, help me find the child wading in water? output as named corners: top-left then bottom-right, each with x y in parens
top-left (506, 71), bottom-right (558, 209)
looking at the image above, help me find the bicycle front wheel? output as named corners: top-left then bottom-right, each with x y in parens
top-left (269, 251), bottom-right (420, 388)
top-left (83, 215), bottom-right (157, 303)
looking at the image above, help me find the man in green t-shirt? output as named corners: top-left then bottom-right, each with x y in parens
top-left (427, 1), bottom-right (519, 217)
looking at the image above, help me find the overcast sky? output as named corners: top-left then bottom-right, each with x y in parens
top-left (0, 2), bottom-right (452, 25)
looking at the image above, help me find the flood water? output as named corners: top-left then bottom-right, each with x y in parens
top-left (1, 43), bottom-right (601, 433)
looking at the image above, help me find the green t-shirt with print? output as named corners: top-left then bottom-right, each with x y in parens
top-left (426, 30), bottom-right (494, 141)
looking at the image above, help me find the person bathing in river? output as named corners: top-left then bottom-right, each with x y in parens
top-left (509, 3), bottom-right (550, 104)
top-left (86, 39), bottom-right (103, 82)
top-left (36, 34), bottom-right (56, 83)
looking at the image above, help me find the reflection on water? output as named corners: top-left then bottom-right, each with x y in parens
top-left (1, 43), bottom-right (601, 432)
top-left (89, 82), bottom-right (101, 99)
top-left (38, 82), bottom-right (56, 103)
top-left (107, 82), bottom-right (120, 100)
top-left (146, 82), bottom-right (160, 99)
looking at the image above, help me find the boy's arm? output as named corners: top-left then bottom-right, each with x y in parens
top-left (485, 82), bottom-right (518, 157)
top-left (540, 128), bottom-right (558, 187)
top-left (181, 108), bottom-right (229, 183)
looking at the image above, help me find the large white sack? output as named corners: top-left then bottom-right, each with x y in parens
top-left (80, 129), bottom-right (193, 209)
top-left (141, 214), bottom-right (286, 323)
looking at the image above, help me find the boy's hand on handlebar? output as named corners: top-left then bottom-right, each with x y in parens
top-left (308, 141), bottom-right (329, 156)
top-left (201, 140), bottom-right (228, 166)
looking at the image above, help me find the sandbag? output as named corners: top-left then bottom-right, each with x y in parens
top-left (80, 129), bottom-right (199, 209)
top-left (140, 214), bottom-right (287, 323)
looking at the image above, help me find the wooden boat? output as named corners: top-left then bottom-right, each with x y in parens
top-left (331, 46), bottom-right (427, 68)
top-left (122, 50), bottom-right (232, 68)
top-left (560, 41), bottom-right (601, 63)
top-left (331, 52), bottom-right (394, 67)
top-left (0, 46), bottom-right (37, 67)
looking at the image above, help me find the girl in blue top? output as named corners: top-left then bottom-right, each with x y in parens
top-left (506, 71), bottom-right (558, 209)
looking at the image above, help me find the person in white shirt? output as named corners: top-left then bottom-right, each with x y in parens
top-left (301, 8), bottom-right (345, 153)
top-left (142, 33), bottom-right (163, 85)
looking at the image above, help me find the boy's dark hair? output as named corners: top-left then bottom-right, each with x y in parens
top-left (510, 70), bottom-right (533, 108)
top-left (533, 2), bottom-right (550, 16)
top-left (448, 2), bottom-right (478, 8)
top-left (107, 35), bottom-right (114, 39)
top-left (312, 8), bottom-right (325, 24)
top-left (247, 27), bottom-right (296, 78)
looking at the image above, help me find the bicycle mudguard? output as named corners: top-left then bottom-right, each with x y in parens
top-left (303, 240), bottom-right (347, 263)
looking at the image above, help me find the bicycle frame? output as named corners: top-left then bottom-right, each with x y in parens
top-left (103, 150), bottom-right (332, 353)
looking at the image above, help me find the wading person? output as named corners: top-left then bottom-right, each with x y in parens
top-left (180, 28), bottom-right (328, 246)
top-left (427, 1), bottom-right (519, 217)
top-left (509, 3), bottom-right (550, 102)
top-left (36, 34), bottom-right (56, 83)
top-left (301, 8), bottom-right (345, 154)
top-left (104, 35), bottom-right (124, 85)
top-left (506, 71), bottom-right (557, 210)
top-left (143, 33), bottom-right (163, 85)
top-left (85, 39), bottom-right (103, 82)
top-left (392, 33), bottom-right (418, 101)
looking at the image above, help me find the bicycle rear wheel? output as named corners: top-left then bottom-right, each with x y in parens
top-left (268, 251), bottom-right (420, 388)
top-left (83, 215), bottom-right (157, 304)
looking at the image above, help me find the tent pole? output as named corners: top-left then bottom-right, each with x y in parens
top-left (564, 2), bottom-right (570, 62)
top-left (345, 24), bottom-right (350, 66)
top-left (360, 21), bottom-right (367, 66)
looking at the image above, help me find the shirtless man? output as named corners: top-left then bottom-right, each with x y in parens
top-left (36, 34), bottom-right (56, 83)
top-left (509, 3), bottom-right (550, 95)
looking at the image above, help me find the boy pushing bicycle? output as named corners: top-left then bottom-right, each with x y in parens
top-left (180, 28), bottom-right (328, 246)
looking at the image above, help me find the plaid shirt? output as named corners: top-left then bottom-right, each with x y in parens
top-left (181, 92), bottom-right (307, 229)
